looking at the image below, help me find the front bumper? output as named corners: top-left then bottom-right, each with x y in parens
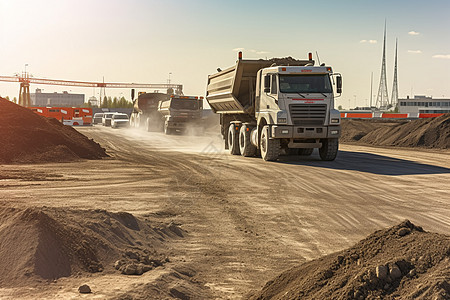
top-left (271, 125), bottom-right (341, 139)
top-left (114, 122), bottom-right (129, 127)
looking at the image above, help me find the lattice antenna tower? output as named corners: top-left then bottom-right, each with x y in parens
top-left (376, 21), bottom-right (389, 108)
top-left (391, 38), bottom-right (399, 108)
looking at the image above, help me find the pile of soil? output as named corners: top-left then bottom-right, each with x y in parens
top-left (263, 56), bottom-right (312, 66)
top-left (340, 114), bottom-right (450, 149)
top-left (0, 97), bottom-right (107, 163)
top-left (0, 206), bottom-right (185, 286)
top-left (249, 221), bottom-right (449, 300)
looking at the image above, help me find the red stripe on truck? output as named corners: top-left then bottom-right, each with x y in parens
top-left (292, 99), bottom-right (324, 101)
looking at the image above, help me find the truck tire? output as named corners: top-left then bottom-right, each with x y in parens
top-left (319, 138), bottom-right (338, 161)
top-left (228, 124), bottom-right (240, 155)
top-left (260, 125), bottom-right (279, 161)
top-left (239, 125), bottom-right (256, 157)
top-left (146, 118), bottom-right (152, 132)
top-left (164, 123), bottom-right (172, 135)
top-left (299, 148), bottom-right (314, 156)
top-left (286, 148), bottom-right (299, 155)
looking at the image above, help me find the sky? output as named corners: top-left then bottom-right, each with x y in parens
top-left (0, 0), bottom-right (449, 109)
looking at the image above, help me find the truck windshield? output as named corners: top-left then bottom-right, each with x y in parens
top-left (171, 99), bottom-right (198, 110)
top-left (279, 74), bottom-right (332, 94)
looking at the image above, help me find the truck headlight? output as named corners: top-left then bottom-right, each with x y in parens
top-left (277, 111), bottom-right (288, 124)
top-left (331, 118), bottom-right (340, 124)
top-left (331, 130), bottom-right (339, 135)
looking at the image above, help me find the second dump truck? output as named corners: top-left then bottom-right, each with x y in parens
top-left (206, 52), bottom-right (342, 161)
top-left (130, 89), bottom-right (203, 134)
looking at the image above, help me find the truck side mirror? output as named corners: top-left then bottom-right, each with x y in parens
top-left (131, 89), bottom-right (135, 101)
top-left (336, 76), bottom-right (342, 94)
top-left (264, 75), bottom-right (270, 93)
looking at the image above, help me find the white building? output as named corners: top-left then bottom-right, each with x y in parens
top-left (30, 89), bottom-right (84, 107)
top-left (398, 95), bottom-right (450, 114)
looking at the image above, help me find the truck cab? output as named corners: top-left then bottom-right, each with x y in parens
top-left (256, 65), bottom-right (341, 153)
top-left (158, 95), bottom-right (203, 134)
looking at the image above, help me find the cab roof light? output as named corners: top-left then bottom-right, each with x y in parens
top-left (326, 67), bottom-right (332, 72)
top-left (238, 51), bottom-right (243, 60)
top-left (308, 52), bottom-right (313, 60)
top-left (281, 67), bottom-right (286, 71)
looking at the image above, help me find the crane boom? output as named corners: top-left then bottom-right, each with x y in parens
top-left (0, 75), bottom-right (182, 90)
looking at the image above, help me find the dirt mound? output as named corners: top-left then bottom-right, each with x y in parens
top-left (249, 221), bottom-right (450, 300)
top-left (262, 56), bottom-right (311, 66)
top-left (0, 97), bottom-right (107, 163)
top-left (0, 206), bottom-right (184, 286)
top-left (341, 114), bottom-right (450, 149)
top-left (112, 266), bottom-right (213, 300)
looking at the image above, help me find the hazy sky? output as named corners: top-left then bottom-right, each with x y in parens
top-left (1, 0), bottom-right (449, 108)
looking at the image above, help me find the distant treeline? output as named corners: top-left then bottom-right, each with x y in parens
top-left (96, 96), bottom-right (133, 108)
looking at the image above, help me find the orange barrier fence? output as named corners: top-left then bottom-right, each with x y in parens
top-left (418, 113), bottom-right (445, 118)
top-left (341, 112), bottom-right (446, 119)
top-left (381, 113), bottom-right (408, 118)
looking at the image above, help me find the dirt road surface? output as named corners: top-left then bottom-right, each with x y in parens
top-left (1, 126), bottom-right (449, 299)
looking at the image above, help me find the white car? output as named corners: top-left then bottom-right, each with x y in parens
top-left (93, 113), bottom-right (104, 125)
top-left (102, 113), bottom-right (116, 126)
top-left (111, 113), bottom-right (130, 128)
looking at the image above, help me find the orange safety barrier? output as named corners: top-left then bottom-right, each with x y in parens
top-left (381, 113), bottom-right (408, 118)
top-left (418, 113), bottom-right (445, 118)
top-left (345, 113), bottom-right (373, 118)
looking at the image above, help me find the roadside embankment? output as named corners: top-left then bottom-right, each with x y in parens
top-left (0, 97), bottom-right (107, 163)
top-left (340, 114), bottom-right (450, 149)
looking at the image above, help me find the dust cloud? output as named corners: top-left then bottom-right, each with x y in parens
top-left (109, 121), bottom-right (225, 156)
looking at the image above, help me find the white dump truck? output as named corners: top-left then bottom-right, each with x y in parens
top-left (206, 52), bottom-right (342, 161)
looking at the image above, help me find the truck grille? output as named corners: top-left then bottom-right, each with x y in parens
top-left (289, 104), bottom-right (327, 126)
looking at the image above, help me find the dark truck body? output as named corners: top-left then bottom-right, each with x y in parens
top-left (158, 96), bottom-right (203, 134)
top-left (130, 92), bottom-right (203, 134)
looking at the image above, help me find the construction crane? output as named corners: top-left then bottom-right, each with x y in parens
top-left (0, 73), bottom-right (183, 106)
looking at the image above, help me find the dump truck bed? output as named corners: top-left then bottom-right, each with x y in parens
top-left (206, 58), bottom-right (313, 115)
top-left (206, 60), bottom-right (272, 115)
top-left (134, 92), bottom-right (168, 114)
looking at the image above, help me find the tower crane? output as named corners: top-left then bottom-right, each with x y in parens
top-left (0, 73), bottom-right (183, 106)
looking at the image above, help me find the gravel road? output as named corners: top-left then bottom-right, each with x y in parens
top-left (1, 126), bottom-right (449, 299)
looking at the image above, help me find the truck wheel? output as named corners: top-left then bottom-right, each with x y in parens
top-left (299, 148), bottom-right (314, 156)
top-left (260, 125), bottom-right (279, 161)
top-left (164, 123), bottom-right (172, 135)
top-left (228, 124), bottom-right (240, 155)
top-left (239, 125), bottom-right (256, 157)
top-left (286, 148), bottom-right (299, 155)
top-left (319, 138), bottom-right (338, 161)
top-left (146, 118), bottom-right (152, 132)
